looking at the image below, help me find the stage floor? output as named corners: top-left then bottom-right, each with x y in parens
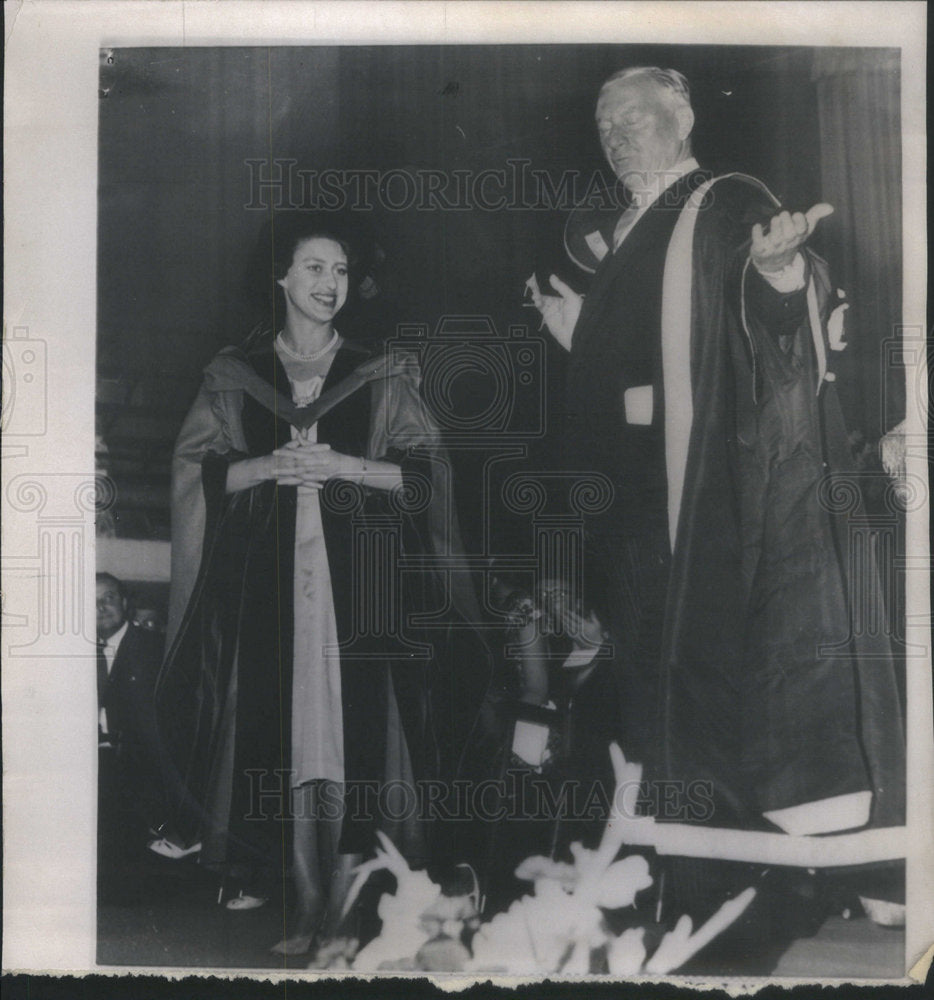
top-left (97, 850), bottom-right (906, 978)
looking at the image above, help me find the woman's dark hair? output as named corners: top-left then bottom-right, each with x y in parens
top-left (243, 211), bottom-right (380, 343)
top-left (270, 212), bottom-right (361, 283)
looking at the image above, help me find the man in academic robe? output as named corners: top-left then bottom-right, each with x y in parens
top-left (529, 66), bottom-right (905, 967)
top-left (97, 572), bottom-right (166, 890)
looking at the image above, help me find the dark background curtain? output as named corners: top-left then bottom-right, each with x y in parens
top-left (97, 44), bottom-right (902, 550)
top-left (812, 48), bottom-right (903, 443)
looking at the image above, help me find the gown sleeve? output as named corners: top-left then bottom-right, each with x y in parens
top-left (166, 381), bottom-right (244, 648)
top-left (366, 351), bottom-right (495, 784)
top-left (365, 351), bottom-right (456, 556)
top-left (366, 350), bottom-right (442, 460)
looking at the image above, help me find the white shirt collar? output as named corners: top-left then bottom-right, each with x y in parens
top-left (613, 157), bottom-right (701, 252)
top-left (103, 620), bottom-right (129, 652)
top-left (628, 156), bottom-right (700, 209)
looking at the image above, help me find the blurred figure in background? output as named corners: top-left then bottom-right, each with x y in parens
top-left (96, 572), bottom-right (166, 900)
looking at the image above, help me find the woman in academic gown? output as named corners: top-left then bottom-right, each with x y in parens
top-left (156, 215), bottom-right (485, 954)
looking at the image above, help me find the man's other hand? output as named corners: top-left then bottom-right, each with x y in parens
top-left (525, 274), bottom-right (583, 352)
top-left (750, 203), bottom-right (833, 274)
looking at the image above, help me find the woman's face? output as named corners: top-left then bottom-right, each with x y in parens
top-left (277, 236), bottom-right (349, 326)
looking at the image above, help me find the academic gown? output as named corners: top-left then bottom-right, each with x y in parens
top-left (156, 331), bottom-right (491, 873)
top-left (564, 172), bottom-right (904, 856)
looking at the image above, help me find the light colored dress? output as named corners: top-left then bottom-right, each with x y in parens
top-left (286, 371), bottom-right (344, 787)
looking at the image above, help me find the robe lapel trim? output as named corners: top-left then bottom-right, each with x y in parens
top-left (204, 341), bottom-right (394, 431)
top-left (572, 171), bottom-right (710, 359)
top-left (661, 172), bottom-right (779, 553)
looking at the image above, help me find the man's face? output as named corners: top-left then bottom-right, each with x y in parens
top-left (595, 77), bottom-right (689, 194)
top-left (96, 580), bottom-right (127, 639)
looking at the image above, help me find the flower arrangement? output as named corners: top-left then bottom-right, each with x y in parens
top-left (316, 744), bottom-right (757, 975)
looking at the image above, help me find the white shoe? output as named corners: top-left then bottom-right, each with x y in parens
top-left (859, 895), bottom-right (905, 927)
top-left (147, 837), bottom-right (201, 860)
top-left (226, 891), bottom-right (267, 911)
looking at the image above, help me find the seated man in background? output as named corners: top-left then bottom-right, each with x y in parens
top-left (96, 572), bottom-right (166, 898)
top-left (475, 573), bottom-right (631, 914)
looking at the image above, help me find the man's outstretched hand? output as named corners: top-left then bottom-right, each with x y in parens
top-left (526, 273), bottom-right (583, 352)
top-left (750, 203), bottom-right (834, 273)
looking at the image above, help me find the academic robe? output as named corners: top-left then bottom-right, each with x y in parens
top-left (563, 171), bottom-right (710, 770)
top-left (564, 172), bottom-right (904, 852)
top-left (156, 330), bottom-right (491, 873)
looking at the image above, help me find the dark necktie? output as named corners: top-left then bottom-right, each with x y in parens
top-left (97, 641), bottom-right (109, 708)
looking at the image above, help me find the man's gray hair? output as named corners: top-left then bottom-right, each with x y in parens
top-left (600, 66), bottom-right (692, 111)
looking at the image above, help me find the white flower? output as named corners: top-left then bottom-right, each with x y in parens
top-left (596, 855), bottom-right (653, 909)
top-left (645, 912), bottom-right (695, 974)
top-left (353, 867), bottom-right (441, 971)
top-left (466, 879), bottom-right (604, 974)
top-left (606, 927), bottom-right (647, 975)
top-left (467, 898), bottom-right (543, 973)
top-left (644, 887), bottom-right (757, 974)
top-left (346, 831), bottom-right (443, 972)
top-left (569, 842), bottom-right (601, 880)
top-left (514, 855), bottom-right (578, 889)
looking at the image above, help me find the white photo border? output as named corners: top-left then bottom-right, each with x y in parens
top-left (2, 0), bottom-right (930, 985)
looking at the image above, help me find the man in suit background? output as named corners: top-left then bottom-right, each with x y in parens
top-left (97, 572), bottom-right (166, 896)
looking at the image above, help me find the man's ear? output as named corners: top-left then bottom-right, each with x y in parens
top-left (675, 105), bottom-right (694, 142)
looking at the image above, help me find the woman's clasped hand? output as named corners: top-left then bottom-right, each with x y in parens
top-left (271, 440), bottom-right (361, 488)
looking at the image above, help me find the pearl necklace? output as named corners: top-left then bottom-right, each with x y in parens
top-left (276, 329), bottom-right (339, 363)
